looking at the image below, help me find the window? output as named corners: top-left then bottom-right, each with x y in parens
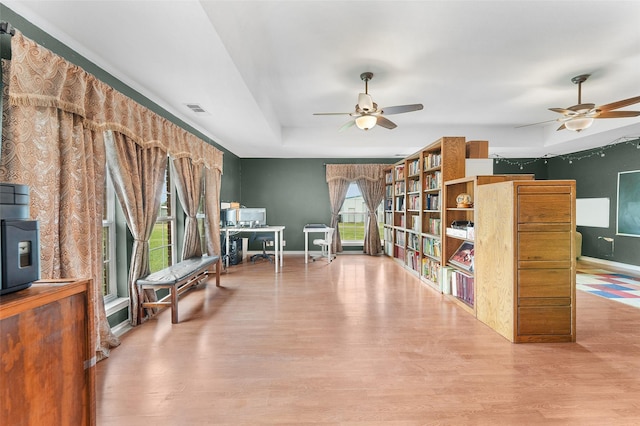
top-left (149, 159), bottom-right (176, 272)
top-left (338, 182), bottom-right (384, 243)
top-left (102, 171), bottom-right (117, 303)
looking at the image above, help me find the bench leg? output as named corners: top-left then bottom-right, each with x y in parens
top-left (170, 286), bottom-right (179, 324)
top-left (215, 258), bottom-right (221, 287)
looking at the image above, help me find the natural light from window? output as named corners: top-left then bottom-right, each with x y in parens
top-left (338, 182), bottom-right (384, 244)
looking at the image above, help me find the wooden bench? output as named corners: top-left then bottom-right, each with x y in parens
top-left (136, 255), bottom-right (221, 323)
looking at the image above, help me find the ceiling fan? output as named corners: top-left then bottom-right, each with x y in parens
top-left (313, 72), bottom-right (423, 131)
top-left (548, 74), bottom-right (640, 132)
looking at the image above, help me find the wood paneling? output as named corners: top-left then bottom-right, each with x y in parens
top-left (476, 180), bottom-right (576, 343)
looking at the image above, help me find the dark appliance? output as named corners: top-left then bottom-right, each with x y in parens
top-left (0, 183), bottom-right (40, 295)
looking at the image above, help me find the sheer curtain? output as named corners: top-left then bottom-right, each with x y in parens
top-left (172, 157), bottom-right (204, 260)
top-left (204, 167), bottom-right (223, 258)
top-left (2, 31), bottom-right (224, 349)
top-left (325, 164), bottom-right (387, 255)
top-left (105, 131), bottom-right (168, 325)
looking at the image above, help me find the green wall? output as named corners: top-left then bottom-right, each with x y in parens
top-left (239, 158), bottom-right (396, 251)
top-left (493, 158), bottom-right (549, 179)
top-left (494, 139), bottom-right (640, 267)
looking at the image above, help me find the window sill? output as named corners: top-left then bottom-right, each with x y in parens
top-left (105, 297), bottom-right (129, 317)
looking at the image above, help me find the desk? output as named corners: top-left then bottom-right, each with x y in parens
top-left (222, 226), bottom-right (285, 272)
top-left (303, 225), bottom-right (335, 264)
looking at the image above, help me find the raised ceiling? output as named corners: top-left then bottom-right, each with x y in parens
top-left (4, 0), bottom-right (640, 158)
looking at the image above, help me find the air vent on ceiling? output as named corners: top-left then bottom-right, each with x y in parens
top-left (185, 103), bottom-right (209, 115)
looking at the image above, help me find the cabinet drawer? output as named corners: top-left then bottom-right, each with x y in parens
top-left (518, 269), bottom-right (572, 298)
top-left (518, 231), bottom-right (571, 261)
top-left (518, 194), bottom-right (572, 223)
top-left (518, 306), bottom-right (572, 335)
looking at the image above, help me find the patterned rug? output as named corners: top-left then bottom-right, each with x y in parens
top-left (577, 271), bottom-right (640, 308)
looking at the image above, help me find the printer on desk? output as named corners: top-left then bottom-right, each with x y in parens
top-left (0, 183), bottom-right (40, 295)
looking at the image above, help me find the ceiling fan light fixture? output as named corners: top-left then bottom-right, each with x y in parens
top-left (565, 117), bottom-right (594, 131)
top-left (355, 114), bottom-right (377, 130)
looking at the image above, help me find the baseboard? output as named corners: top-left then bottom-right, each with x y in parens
top-left (579, 256), bottom-right (640, 274)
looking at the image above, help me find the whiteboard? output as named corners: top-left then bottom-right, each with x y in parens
top-left (576, 198), bottom-right (610, 228)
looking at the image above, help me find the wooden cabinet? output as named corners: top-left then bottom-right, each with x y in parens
top-left (442, 175), bottom-right (534, 314)
top-left (0, 279), bottom-right (96, 425)
top-left (475, 181), bottom-right (576, 343)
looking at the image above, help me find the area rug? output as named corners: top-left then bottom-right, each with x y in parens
top-left (576, 272), bottom-right (640, 308)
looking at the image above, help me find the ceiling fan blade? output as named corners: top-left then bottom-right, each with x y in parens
top-left (357, 93), bottom-right (374, 112)
top-left (549, 107), bottom-right (572, 114)
top-left (596, 96), bottom-right (640, 112)
top-left (376, 116), bottom-right (397, 129)
top-left (556, 123), bottom-right (567, 131)
top-left (595, 110), bottom-right (640, 119)
top-left (380, 104), bottom-right (424, 115)
top-left (313, 112), bottom-right (352, 116)
top-left (338, 119), bottom-right (356, 132)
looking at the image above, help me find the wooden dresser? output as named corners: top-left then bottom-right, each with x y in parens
top-left (0, 279), bottom-right (96, 425)
top-left (475, 180), bottom-right (576, 343)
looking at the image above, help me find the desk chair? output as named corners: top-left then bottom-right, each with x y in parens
top-left (250, 232), bottom-right (275, 263)
top-left (312, 228), bottom-right (335, 264)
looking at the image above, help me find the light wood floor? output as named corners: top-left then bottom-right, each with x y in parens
top-left (97, 255), bottom-right (640, 425)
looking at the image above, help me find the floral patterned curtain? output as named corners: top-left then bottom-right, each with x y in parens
top-left (1, 31), bottom-right (224, 352)
top-left (1, 59), bottom-right (120, 359)
top-left (325, 164), bottom-right (387, 255)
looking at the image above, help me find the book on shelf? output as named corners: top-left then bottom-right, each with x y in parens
top-left (449, 241), bottom-right (474, 272)
top-left (408, 179), bottom-right (421, 192)
top-left (421, 257), bottom-right (441, 284)
top-left (425, 194), bottom-right (440, 210)
top-left (422, 236), bottom-right (441, 257)
top-left (406, 248), bottom-right (420, 271)
top-left (407, 232), bottom-right (419, 250)
top-left (408, 193), bottom-right (420, 210)
top-left (385, 171), bottom-right (393, 184)
top-left (424, 153), bottom-right (441, 169)
top-left (424, 171), bottom-right (442, 190)
top-left (441, 266), bottom-right (454, 295)
top-left (408, 159), bottom-right (420, 176)
top-left (451, 270), bottom-right (474, 307)
top-left (427, 218), bottom-right (441, 236)
top-left (411, 215), bottom-right (420, 233)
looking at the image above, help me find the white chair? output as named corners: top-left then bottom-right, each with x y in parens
top-left (312, 228), bottom-right (334, 264)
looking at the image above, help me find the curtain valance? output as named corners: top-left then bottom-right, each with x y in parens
top-left (8, 31), bottom-right (223, 173)
top-left (325, 163), bottom-right (387, 182)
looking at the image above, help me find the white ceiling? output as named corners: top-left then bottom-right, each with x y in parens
top-left (4, 0), bottom-right (640, 159)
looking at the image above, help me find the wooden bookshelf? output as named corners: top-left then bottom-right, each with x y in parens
top-left (442, 174), bottom-right (535, 314)
top-left (383, 137), bottom-right (466, 289)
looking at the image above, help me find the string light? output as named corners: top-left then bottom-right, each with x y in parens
top-left (490, 136), bottom-right (640, 167)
